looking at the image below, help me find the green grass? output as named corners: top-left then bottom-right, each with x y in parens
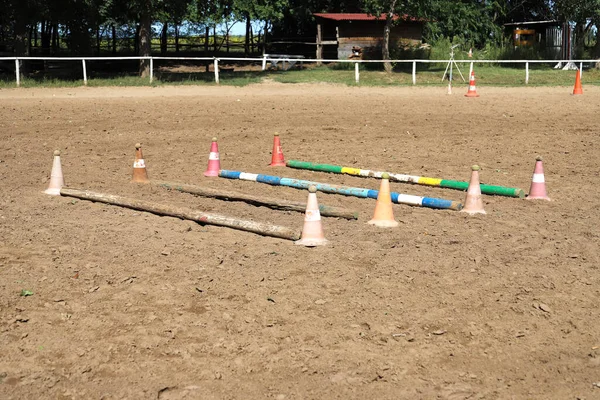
top-left (270, 64), bottom-right (600, 87)
top-left (0, 71), bottom-right (264, 88)
top-left (1, 64), bottom-right (597, 89)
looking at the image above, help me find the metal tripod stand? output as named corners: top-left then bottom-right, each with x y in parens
top-left (442, 45), bottom-right (466, 83)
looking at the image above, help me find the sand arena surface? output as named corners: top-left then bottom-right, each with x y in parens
top-left (1, 83), bottom-right (600, 399)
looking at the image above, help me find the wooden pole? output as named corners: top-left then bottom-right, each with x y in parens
top-left (205, 26), bottom-right (210, 72)
top-left (263, 22), bottom-right (268, 55)
top-left (316, 23), bottom-right (322, 66)
top-left (60, 188), bottom-right (301, 241)
top-left (153, 180), bottom-right (358, 220)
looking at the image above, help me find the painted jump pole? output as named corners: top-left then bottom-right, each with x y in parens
top-left (218, 170), bottom-right (462, 211)
top-left (153, 180), bottom-right (359, 220)
top-left (60, 188), bottom-right (301, 241)
top-left (286, 160), bottom-right (525, 199)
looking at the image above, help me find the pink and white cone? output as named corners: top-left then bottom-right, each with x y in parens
top-left (461, 165), bottom-right (486, 215)
top-left (527, 156), bottom-right (550, 201)
top-left (44, 150), bottom-right (64, 195)
top-left (295, 186), bottom-right (328, 247)
top-left (204, 137), bottom-right (220, 177)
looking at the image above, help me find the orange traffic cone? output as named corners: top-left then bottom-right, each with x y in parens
top-left (269, 133), bottom-right (286, 167)
top-left (368, 173), bottom-right (398, 227)
top-left (465, 70), bottom-right (480, 97)
top-left (526, 156), bottom-right (550, 201)
top-left (44, 150), bottom-right (64, 195)
top-left (131, 143), bottom-right (149, 183)
top-left (572, 70), bottom-right (583, 95)
top-left (461, 165), bottom-right (486, 215)
top-left (295, 185), bottom-right (327, 247)
top-left (204, 137), bottom-right (220, 177)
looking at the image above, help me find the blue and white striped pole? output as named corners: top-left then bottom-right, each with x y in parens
top-left (219, 170), bottom-right (462, 211)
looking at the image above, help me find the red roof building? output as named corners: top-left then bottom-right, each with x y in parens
top-left (313, 13), bottom-right (422, 22)
top-left (313, 13), bottom-right (425, 60)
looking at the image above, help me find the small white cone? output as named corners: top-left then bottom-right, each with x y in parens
top-left (44, 150), bottom-right (64, 195)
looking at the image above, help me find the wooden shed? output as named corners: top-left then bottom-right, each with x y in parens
top-left (503, 20), bottom-right (565, 59)
top-left (313, 13), bottom-right (424, 60)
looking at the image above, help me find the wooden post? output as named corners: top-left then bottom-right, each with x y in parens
top-left (244, 14), bottom-right (250, 56)
top-left (204, 26), bottom-right (209, 55)
top-left (205, 26), bottom-right (210, 72)
top-left (112, 25), bottom-right (117, 54)
top-left (154, 180), bottom-right (359, 220)
top-left (316, 23), bottom-right (322, 66)
top-left (60, 188), bottom-right (301, 241)
top-left (160, 22), bottom-right (167, 55)
top-left (263, 22), bottom-right (268, 55)
top-left (213, 25), bottom-right (217, 53)
top-left (96, 26), bottom-right (100, 55)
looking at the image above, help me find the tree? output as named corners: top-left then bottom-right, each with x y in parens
top-left (271, 0), bottom-right (362, 41)
top-left (103, 0), bottom-right (197, 76)
top-left (501, 0), bottom-right (553, 23)
top-left (361, 0), bottom-right (429, 72)
top-left (232, 0), bottom-right (289, 55)
top-left (424, 0), bottom-right (506, 48)
top-left (553, 0), bottom-right (600, 54)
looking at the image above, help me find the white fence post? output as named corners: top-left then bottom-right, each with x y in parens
top-left (355, 62), bottom-right (359, 84)
top-left (15, 59), bottom-right (20, 87)
top-left (525, 61), bottom-right (529, 84)
top-left (469, 62), bottom-right (473, 76)
top-left (412, 61), bottom-right (416, 85)
top-left (82, 59), bottom-right (88, 85)
top-left (262, 55), bottom-right (267, 71)
top-left (580, 62), bottom-right (583, 81)
top-left (149, 58), bottom-right (153, 83)
top-left (214, 58), bottom-right (220, 84)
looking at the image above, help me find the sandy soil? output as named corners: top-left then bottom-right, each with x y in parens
top-left (1, 83), bottom-right (600, 399)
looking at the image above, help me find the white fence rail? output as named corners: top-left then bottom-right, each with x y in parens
top-left (0, 56), bottom-right (595, 87)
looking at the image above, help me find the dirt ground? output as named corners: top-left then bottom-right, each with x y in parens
top-left (1, 83), bottom-right (599, 399)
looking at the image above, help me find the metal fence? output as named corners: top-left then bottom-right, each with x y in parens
top-left (0, 55), bottom-right (595, 87)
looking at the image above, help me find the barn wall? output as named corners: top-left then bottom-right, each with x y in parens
top-left (335, 20), bottom-right (423, 59)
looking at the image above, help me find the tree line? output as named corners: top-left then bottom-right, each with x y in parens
top-left (1, 0), bottom-right (599, 76)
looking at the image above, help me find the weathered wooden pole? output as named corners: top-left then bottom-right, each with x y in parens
top-left (60, 188), bottom-right (301, 241)
top-left (153, 180), bottom-right (358, 220)
top-left (316, 23), bottom-right (322, 66)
